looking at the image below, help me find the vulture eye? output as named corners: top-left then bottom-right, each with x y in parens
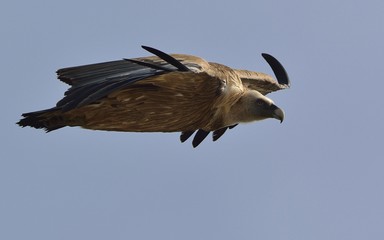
top-left (256, 99), bottom-right (265, 106)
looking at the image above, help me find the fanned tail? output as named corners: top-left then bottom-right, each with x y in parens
top-left (17, 108), bottom-right (66, 132)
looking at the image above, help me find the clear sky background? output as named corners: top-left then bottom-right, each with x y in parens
top-left (1, 0), bottom-right (383, 239)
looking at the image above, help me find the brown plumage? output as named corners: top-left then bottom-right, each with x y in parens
top-left (17, 46), bottom-right (290, 147)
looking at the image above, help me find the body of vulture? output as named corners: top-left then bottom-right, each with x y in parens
top-left (17, 46), bottom-right (290, 147)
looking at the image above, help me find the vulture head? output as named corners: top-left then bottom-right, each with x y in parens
top-left (236, 90), bottom-right (285, 123)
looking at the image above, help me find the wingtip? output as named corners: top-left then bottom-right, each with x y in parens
top-left (192, 129), bottom-right (210, 148)
top-left (261, 53), bottom-right (290, 87)
top-left (141, 45), bottom-right (153, 51)
top-left (212, 127), bottom-right (228, 142)
top-left (140, 45), bottom-right (190, 72)
top-left (180, 131), bottom-right (195, 143)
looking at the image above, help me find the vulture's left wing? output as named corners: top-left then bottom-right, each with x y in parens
top-left (55, 46), bottom-right (206, 112)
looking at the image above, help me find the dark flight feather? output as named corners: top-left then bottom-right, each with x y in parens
top-left (180, 131), bottom-right (195, 143)
top-left (212, 127), bottom-right (228, 141)
top-left (192, 129), bottom-right (210, 148)
top-left (141, 46), bottom-right (190, 72)
top-left (261, 53), bottom-right (290, 86)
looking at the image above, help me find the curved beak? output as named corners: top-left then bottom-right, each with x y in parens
top-left (271, 104), bottom-right (285, 123)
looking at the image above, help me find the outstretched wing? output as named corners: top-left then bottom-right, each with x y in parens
top-left (236, 53), bottom-right (290, 95)
top-left (55, 46), bottom-right (209, 112)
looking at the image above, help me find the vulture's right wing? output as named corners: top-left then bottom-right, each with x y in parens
top-left (236, 53), bottom-right (290, 95)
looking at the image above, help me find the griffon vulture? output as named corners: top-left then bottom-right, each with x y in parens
top-left (17, 46), bottom-right (290, 147)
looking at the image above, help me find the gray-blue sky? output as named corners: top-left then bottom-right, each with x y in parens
top-left (1, 0), bottom-right (383, 239)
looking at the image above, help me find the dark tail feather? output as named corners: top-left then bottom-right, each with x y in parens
top-left (17, 108), bottom-right (65, 132)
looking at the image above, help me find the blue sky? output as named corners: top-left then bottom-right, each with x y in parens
top-left (1, 0), bottom-right (384, 239)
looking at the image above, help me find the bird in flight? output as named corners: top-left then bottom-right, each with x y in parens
top-left (17, 46), bottom-right (290, 147)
